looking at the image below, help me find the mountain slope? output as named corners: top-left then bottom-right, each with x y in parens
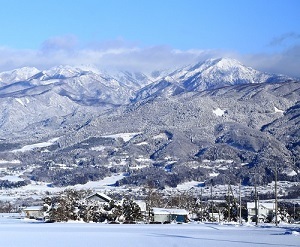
top-left (4, 80), bottom-right (295, 188)
top-left (262, 101), bottom-right (300, 161)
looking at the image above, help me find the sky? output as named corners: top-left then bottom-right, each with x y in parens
top-left (0, 0), bottom-right (299, 77)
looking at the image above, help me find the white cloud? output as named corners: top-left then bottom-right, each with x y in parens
top-left (0, 40), bottom-right (216, 73)
top-left (269, 32), bottom-right (300, 47)
top-left (239, 45), bottom-right (300, 78)
top-left (0, 36), bottom-right (299, 78)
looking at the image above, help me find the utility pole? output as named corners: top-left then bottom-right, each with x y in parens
top-left (275, 163), bottom-right (278, 226)
top-left (239, 179), bottom-right (242, 224)
top-left (228, 184), bottom-right (231, 222)
top-left (211, 179), bottom-right (213, 221)
top-left (294, 203), bottom-right (296, 221)
top-left (254, 180), bottom-right (258, 226)
top-left (200, 188), bottom-right (203, 222)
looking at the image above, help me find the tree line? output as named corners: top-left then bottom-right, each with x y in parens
top-left (1, 187), bottom-right (298, 223)
top-left (39, 188), bottom-right (300, 223)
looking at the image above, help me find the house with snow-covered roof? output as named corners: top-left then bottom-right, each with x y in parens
top-left (86, 192), bottom-right (113, 204)
top-left (247, 202), bottom-right (275, 222)
top-left (23, 206), bottom-right (44, 220)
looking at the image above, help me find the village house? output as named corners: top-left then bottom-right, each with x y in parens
top-left (247, 202), bottom-right (275, 222)
top-left (23, 206), bottom-right (44, 220)
top-left (86, 192), bottom-right (113, 204)
top-left (134, 200), bottom-right (147, 217)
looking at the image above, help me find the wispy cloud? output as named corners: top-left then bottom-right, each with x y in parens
top-left (0, 35), bottom-right (299, 78)
top-left (269, 32), bottom-right (300, 46)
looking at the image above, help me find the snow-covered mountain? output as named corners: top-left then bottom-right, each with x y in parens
top-left (0, 65), bottom-right (140, 137)
top-left (0, 67), bottom-right (40, 85)
top-left (0, 57), bottom-right (295, 139)
top-left (133, 58), bottom-right (293, 101)
top-left (0, 58), bottom-right (298, 192)
top-left (28, 66), bottom-right (139, 105)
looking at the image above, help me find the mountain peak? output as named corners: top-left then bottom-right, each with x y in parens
top-left (191, 57), bottom-right (246, 72)
top-left (43, 65), bottom-right (84, 79)
top-left (212, 57), bottom-right (242, 67)
top-left (0, 67), bottom-right (40, 84)
top-left (134, 57), bottom-right (294, 101)
top-left (170, 57), bottom-right (261, 86)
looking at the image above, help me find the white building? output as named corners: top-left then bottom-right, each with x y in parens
top-left (247, 202), bottom-right (275, 222)
top-left (152, 208), bottom-right (189, 223)
top-left (23, 206), bottom-right (44, 220)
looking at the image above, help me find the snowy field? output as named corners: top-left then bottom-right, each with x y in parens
top-left (0, 216), bottom-right (299, 247)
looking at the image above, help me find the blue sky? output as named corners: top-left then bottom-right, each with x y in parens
top-left (0, 0), bottom-right (299, 76)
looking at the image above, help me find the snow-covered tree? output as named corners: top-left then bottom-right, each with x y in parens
top-left (122, 198), bottom-right (142, 222)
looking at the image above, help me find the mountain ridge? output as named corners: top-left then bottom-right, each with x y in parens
top-left (133, 58), bottom-right (294, 101)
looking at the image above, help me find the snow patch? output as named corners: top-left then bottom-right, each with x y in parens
top-left (215, 159), bottom-right (233, 163)
top-left (241, 163), bottom-right (249, 166)
top-left (135, 158), bottom-right (152, 163)
top-left (130, 165), bottom-right (148, 170)
top-left (176, 181), bottom-right (204, 190)
top-left (11, 137), bottom-right (60, 153)
top-left (0, 175), bottom-right (24, 182)
top-left (52, 164), bottom-right (73, 170)
top-left (213, 108), bottom-right (225, 116)
top-left (90, 146), bottom-right (106, 151)
top-left (15, 98), bottom-right (24, 106)
top-left (218, 167), bottom-right (228, 170)
top-left (135, 141), bottom-right (148, 146)
top-left (209, 172), bottom-right (219, 177)
top-left (101, 132), bottom-right (140, 142)
top-left (74, 173), bottom-right (125, 188)
top-left (0, 159), bottom-right (21, 164)
top-left (274, 106), bottom-right (284, 113)
top-left (153, 133), bottom-right (168, 140)
top-left (285, 170), bottom-right (297, 177)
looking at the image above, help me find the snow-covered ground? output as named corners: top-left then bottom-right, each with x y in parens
top-left (0, 216), bottom-right (299, 247)
top-left (0, 171), bottom-right (299, 205)
top-left (0, 173), bottom-right (127, 202)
